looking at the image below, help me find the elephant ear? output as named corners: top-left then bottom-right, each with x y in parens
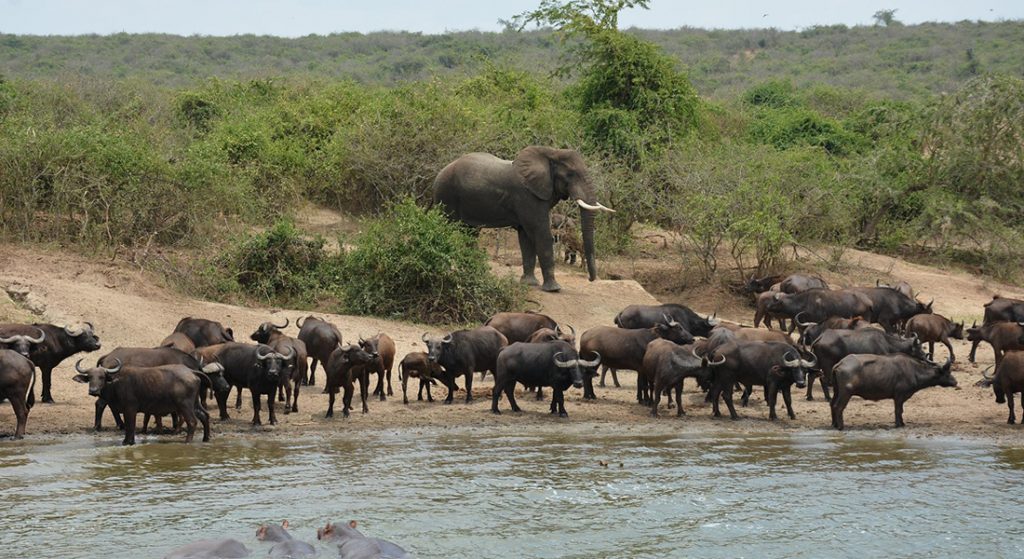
top-left (513, 146), bottom-right (553, 200)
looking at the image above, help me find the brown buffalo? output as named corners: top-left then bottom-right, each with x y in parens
top-left (905, 314), bottom-right (964, 362)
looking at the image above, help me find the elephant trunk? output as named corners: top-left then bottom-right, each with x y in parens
top-left (581, 209), bottom-right (597, 281)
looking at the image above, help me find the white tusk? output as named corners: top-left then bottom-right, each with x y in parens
top-left (576, 199), bottom-right (616, 213)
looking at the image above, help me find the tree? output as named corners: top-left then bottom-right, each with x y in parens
top-left (510, 1), bottom-right (698, 167)
top-left (872, 9), bottom-right (901, 27)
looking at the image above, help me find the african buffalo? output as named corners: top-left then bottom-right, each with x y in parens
top-left (794, 314), bottom-right (872, 347)
top-left (779, 274), bottom-right (829, 293)
top-left (968, 296), bottom-right (1024, 362)
top-left (0, 322), bottom-right (101, 404)
top-left (614, 303), bottom-right (718, 337)
top-left (491, 341), bottom-right (598, 417)
top-left (96, 346), bottom-right (229, 432)
top-left (641, 339), bottom-right (717, 416)
top-left (397, 351), bottom-right (442, 404)
top-left (423, 326), bottom-right (508, 404)
top-left (484, 311), bottom-right (558, 344)
top-left (250, 318), bottom-right (309, 413)
top-left (765, 289), bottom-right (873, 334)
top-left (324, 344), bottom-right (377, 418)
top-left (966, 321), bottom-right (1024, 368)
top-left (580, 316), bottom-right (694, 400)
top-left (357, 333), bottom-right (396, 400)
top-left (297, 315), bottom-right (343, 386)
top-left (73, 360), bottom-right (212, 445)
top-left (526, 325), bottom-right (576, 344)
top-left (809, 328), bottom-right (926, 401)
top-left (985, 350), bottom-right (1024, 424)
top-left (173, 316), bottom-right (234, 348)
top-left (202, 342), bottom-right (293, 425)
top-left (0, 349), bottom-right (34, 438)
top-left (830, 353), bottom-right (955, 430)
top-left (851, 286), bottom-right (932, 333)
top-left (706, 341), bottom-right (814, 421)
top-left (159, 332), bottom-right (196, 354)
top-left (905, 314), bottom-right (964, 362)
top-left (753, 289), bottom-right (790, 331)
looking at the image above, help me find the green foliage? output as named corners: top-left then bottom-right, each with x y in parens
top-left (748, 107), bottom-right (864, 155)
top-left (190, 220), bottom-right (344, 306)
top-left (514, 0), bottom-right (698, 166)
top-left (743, 80), bottom-right (797, 109)
top-left (339, 199), bottom-right (526, 324)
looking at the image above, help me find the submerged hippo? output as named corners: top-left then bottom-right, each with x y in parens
top-left (256, 520), bottom-right (316, 558)
top-left (317, 520), bottom-right (413, 559)
top-left (162, 538), bottom-right (250, 559)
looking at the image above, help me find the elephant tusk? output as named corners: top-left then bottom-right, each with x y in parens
top-left (576, 199), bottom-right (615, 213)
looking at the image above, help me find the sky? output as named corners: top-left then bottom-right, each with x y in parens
top-left (1, 0), bottom-right (1021, 36)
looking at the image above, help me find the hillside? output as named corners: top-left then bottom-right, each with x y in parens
top-left (2, 20), bottom-right (1021, 98)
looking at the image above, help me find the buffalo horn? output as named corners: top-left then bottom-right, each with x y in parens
top-left (795, 312), bottom-right (816, 328)
top-left (421, 332), bottom-right (430, 343)
top-left (576, 199), bottom-right (615, 213)
top-left (296, 316), bottom-right (306, 329)
top-left (782, 352), bottom-right (800, 368)
top-left (272, 317), bottom-right (289, 329)
top-left (27, 328), bottom-right (45, 344)
top-left (442, 334), bottom-right (453, 344)
top-left (104, 358), bottom-right (123, 374)
top-left (256, 346), bottom-right (271, 360)
top-left (578, 351), bottom-right (601, 367)
top-left (553, 352), bottom-right (576, 368)
top-left (280, 346), bottom-right (295, 361)
top-left (708, 352), bottom-right (727, 366)
top-left (64, 324), bottom-right (83, 336)
top-left (567, 324), bottom-right (576, 338)
top-left (75, 358), bottom-right (89, 374)
top-left (981, 364), bottom-right (996, 381)
top-left (800, 353), bottom-right (817, 368)
top-left (0, 334), bottom-right (19, 343)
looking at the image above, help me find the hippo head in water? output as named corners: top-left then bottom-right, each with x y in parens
top-left (317, 520), bottom-right (363, 542)
top-left (256, 520), bottom-right (292, 542)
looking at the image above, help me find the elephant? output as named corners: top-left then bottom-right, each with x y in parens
top-left (432, 146), bottom-right (614, 292)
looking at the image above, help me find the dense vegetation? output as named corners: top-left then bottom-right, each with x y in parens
top-left (1, 20), bottom-right (1020, 99)
top-left (1, 7), bottom-right (1022, 321)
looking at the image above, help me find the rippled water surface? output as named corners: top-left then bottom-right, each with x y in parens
top-left (2, 427), bottom-right (1024, 558)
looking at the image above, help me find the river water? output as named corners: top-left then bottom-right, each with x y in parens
top-left (1, 426), bottom-right (1023, 558)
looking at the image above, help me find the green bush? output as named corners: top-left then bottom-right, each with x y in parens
top-left (743, 80), bottom-right (798, 108)
top-left (188, 220), bottom-right (344, 306)
top-left (748, 106), bottom-right (864, 155)
top-left (339, 199), bottom-right (526, 324)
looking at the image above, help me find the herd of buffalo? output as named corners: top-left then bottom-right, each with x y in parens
top-left (2, 273), bottom-right (1024, 443)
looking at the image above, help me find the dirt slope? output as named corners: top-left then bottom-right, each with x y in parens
top-left (0, 241), bottom-right (1022, 442)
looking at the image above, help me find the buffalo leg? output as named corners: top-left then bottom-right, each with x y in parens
top-left (943, 338), bottom-right (956, 363)
top-left (40, 365), bottom-right (55, 404)
top-left (535, 386), bottom-right (544, 400)
top-left (599, 366), bottom-right (609, 387)
top-left (277, 383), bottom-right (285, 403)
top-left (675, 383), bottom-right (684, 417)
top-left (386, 368), bottom-right (393, 396)
top-left (267, 393), bottom-right (277, 425)
top-left (7, 390), bottom-right (27, 439)
top-left (831, 392), bottom-right (851, 430)
top-left (968, 340), bottom-right (980, 363)
top-left (326, 391), bottom-right (336, 418)
top-left (554, 388), bottom-right (567, 417)
top-left (402, 369), bottom-right (410, 404)
top-left (782, 386), bottom-right (796, 420)
top-left (805, 372), bottom-right (817, 401)
top-left (721, 386), bottom-right (739, 420)
top-left (235, 387), bottom-right (243, 410)
top-left (1007, 392), bottom-right (1016, 424)
top-left (819, 375), bottom-right (832, 402)
top-left (464, 371), bottom-right (474, 404)
top-left (490, 381), bottom-right (503, 414)
top-left (610, 369), bottom-right (621, 388)
top-left (251, 391), bottom-right (262, 426)
top-left (767, 384), bottom-right (779, 420)
top-left (505, 382), bottom-right (521, 412)
top-left (359, 373), bottom-right (370, 413)
top-left (710, 385), bottom-right (722, 417)
top-left (894, 398), bottom-right (906, 428)
top-left (122, 409), bottom-right (138, 446)
top-left (342, 379), bottom-right (355, 416)
top-left (583, 374), bottom-right (596, 400)
top-left (650, 380), bottom-right (662, 417)
top-left (741, 384), bottom-right (752, 407)
top-left (291, 377), bottom-right (300, 413)
top-left (215, 391), bottom-right (230, 420)
top-left (198, 406), bottom-right (211, 442)
top-left (180, 406), bottom-right (197, 443)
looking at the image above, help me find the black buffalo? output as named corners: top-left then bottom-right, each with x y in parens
top-left (324, 344), bottom-right (377, 418)
top-left (423, 326), bottom-right (508, 404)
top-left (173, 316), bottom-right (234, 348)
top-left (765, 289), bottom-right (873, 334)
top-left (706, 341), bottom-right (814, 421)
top-left (0, 322), bottom-right (102, 405)
top-left (0, 349), bottom-right (35, 439)
top-left (579, 316), bottom-right (694, 400)
top-left (641, 339), bottom-right (717, 416)
top-left (968, 296), bottom-right (1024, 362)
top-left (809, 328), bottom-right (926, 401)
top-left (491, 341), bottom-right (598, 417)
top-left (296, 316), bottom-right (343, 386)
top-left (830, 353), bottom-right (956, 430)
top-left (251, 318), bottom-right (309, 413)
top-left (851, 286), bottom-right (932, 333)
top-left (484, 312), bottom-right (558, 344)
top-left (73, 360), bottom-right (212, 445)
top-left (614, 304), bottom-right (718, 337)
top-left (201, 342), bottom-right (293, 425)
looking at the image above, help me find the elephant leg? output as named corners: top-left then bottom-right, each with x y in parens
top-left (517, 227), bottom-right (539, 286)
top-left (533, 227), bottom-right (560, 292)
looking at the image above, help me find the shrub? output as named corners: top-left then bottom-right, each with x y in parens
top-left (187, 220), bottom-right (344, 306)
top-left (339, 199), bottom-right (526, 324)
top-left (743, 80), bottom-right (798, 108)
top-left (748, 106), bottom-right (864, 155)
